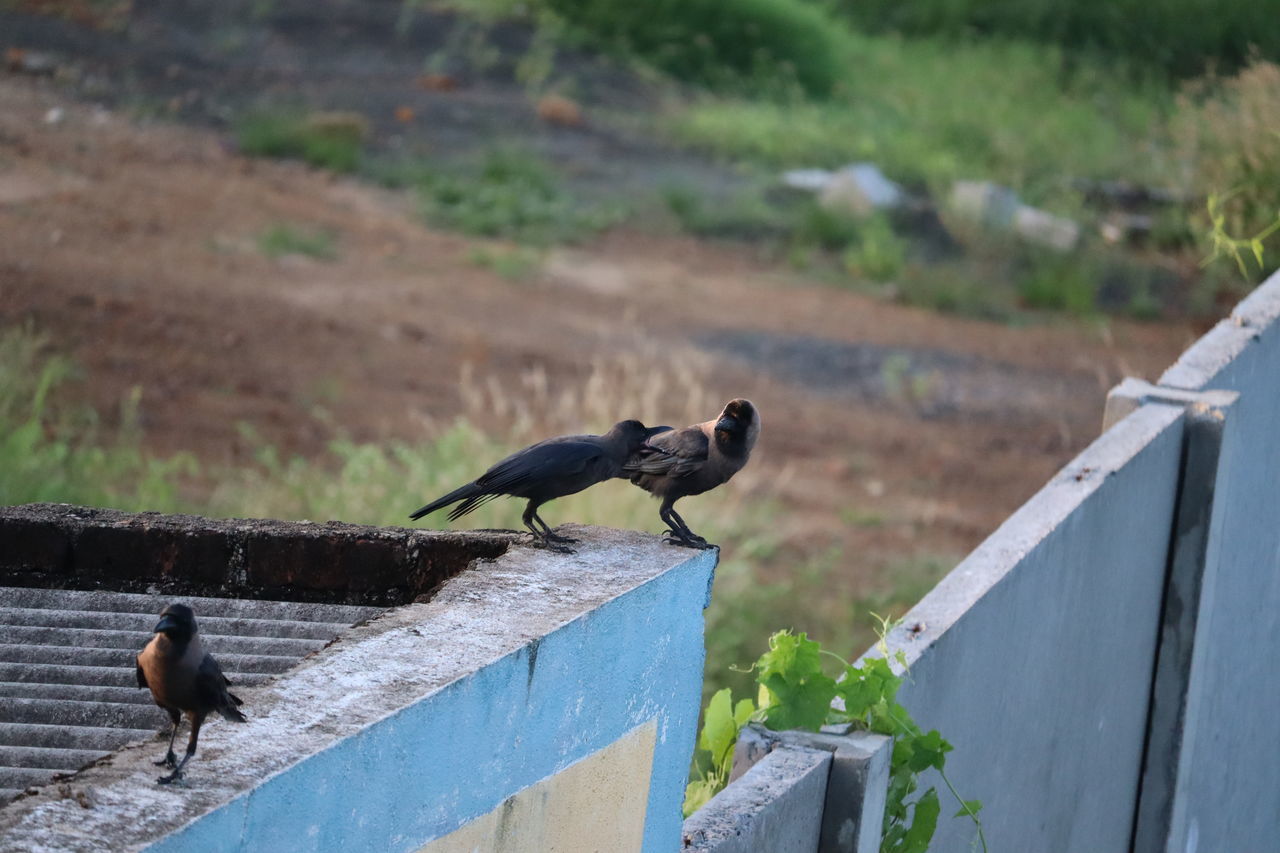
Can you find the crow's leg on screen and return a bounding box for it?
[154,708,180,768]
[158,713,204,784]
[533,511,577,544]
[523,502,573,553]
[659,502,712,549]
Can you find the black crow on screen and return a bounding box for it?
[624,398,761,548]
[136,603,246,784]
[409,419,671,548]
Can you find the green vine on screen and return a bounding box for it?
[685,624,986,853]
[1204,191,1280,279]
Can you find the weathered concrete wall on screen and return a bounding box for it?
[0,503,511,606]
[0,525,716,853]
[878,403,1187,851]
[1151,273,1280,853]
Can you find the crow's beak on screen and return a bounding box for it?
[153,614,179,634]
[715,416,737,433]
[646,425,673,440]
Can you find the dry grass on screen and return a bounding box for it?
[1174,60,1280,260]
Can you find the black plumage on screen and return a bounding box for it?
[625,398,761,548]
[135,603,246,784]
[409,419,670,548]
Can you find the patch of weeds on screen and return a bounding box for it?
[842,215,907,282]
[1017,252,1099,315]
[235,111,366,173]
[467,245,544,279]
[894,264,1018,321]
[257,224,338,260]
[420,149,622,245]
[0,325,196,511]
[662,186,788,242]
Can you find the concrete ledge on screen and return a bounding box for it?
[682,743,831,853]
[0,503,514,606]
[1160,268,1280,389]
[0,525,716,853]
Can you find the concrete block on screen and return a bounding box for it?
[727,725,892,853]
[683,744,832,853]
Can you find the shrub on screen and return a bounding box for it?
[829,0,1280,79]
[543,0,847,97]
[1174,60,1280,277]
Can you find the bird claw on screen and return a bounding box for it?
[544,531,578,544]
[153,752,177,768]
[156,769,184,785]
[662,533,715,549]
[531,538,575,554]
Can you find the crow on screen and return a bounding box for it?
[409,419,671,549]
[136,603,246,784]
[624,398,761,548]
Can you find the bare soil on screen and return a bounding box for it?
[0,61,1199,594]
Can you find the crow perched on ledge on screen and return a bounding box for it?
[136,603,246,784]
[409,419,671,549]
[625,399,761,549]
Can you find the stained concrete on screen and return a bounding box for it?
[0,503,513,606]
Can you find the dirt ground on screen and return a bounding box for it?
[0,67,1201,593]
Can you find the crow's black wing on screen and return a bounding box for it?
[194,654,242,717]
[624,427,708,478]
[473,439,603,492]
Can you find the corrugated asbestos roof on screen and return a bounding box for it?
[0,587,383,805]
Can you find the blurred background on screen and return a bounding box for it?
[1,0,1277,701]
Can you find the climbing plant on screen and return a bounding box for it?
[685,623,986,853]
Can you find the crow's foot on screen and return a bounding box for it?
[153,751,177,769]
[156,769,184,785]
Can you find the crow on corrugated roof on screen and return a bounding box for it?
[136,603,246,784]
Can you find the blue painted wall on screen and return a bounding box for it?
[146,547,717,853]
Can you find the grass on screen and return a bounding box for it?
[257,224,338,261]
[235,111,365,173]
[416,149,622,246]
[666,35,1171,210]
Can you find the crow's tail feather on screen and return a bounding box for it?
[409,482,483,520]
[447,490,503,522]
[220,692,248,723]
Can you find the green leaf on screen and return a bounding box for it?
[698,688,740,769]
[733,697,756,728]
[906,730,952,772]
[953,798,983,818]
[683,778,718,818]
[901,788,940,853]
[757,630,824,683]
[760,670,838,731]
